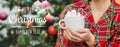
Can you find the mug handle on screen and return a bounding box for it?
[59,19,66,29]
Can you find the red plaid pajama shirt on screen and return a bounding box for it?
[55,0,120,47]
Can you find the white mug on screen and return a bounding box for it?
[59,14,85,31]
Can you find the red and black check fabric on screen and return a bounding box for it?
[56,0,120,47]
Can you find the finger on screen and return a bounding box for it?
[84,28,90,33]
[66,28,82,42]
[64,29,77,42]
[77,28,90,33]
[77,29,86,33]
[67,27,82,38]
[79,33,88,38]
[64,29,79,42]
[63,30,70,40]
[65,28,81,42]
[79,29,90,40]
[68,28,81,42]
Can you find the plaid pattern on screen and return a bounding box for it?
[55,0,120,47]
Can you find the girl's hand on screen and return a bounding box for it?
[63,27,95,47]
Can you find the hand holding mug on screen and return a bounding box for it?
[59,10,95,46]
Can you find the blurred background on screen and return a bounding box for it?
[0,0,79,47]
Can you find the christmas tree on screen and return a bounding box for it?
[0,0,75,47]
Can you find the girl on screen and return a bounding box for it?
[56,0,120,47]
